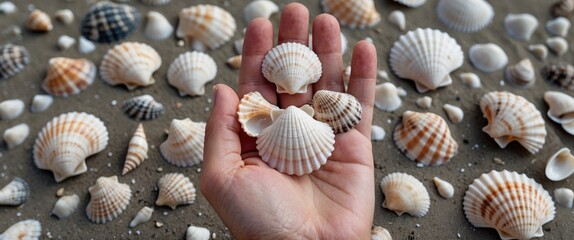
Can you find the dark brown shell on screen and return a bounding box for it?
[542,62,574,90]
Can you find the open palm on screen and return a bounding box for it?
[201,3,377,239]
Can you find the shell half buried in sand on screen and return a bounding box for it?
[320,0,381,29]
[176,4,236,51]
[100,42,161,90]
[167,51,217,97]
[237,91,279,137]
[160,119,206,167]
[0,219,41,239]
[436,0,494,33]
[156,173,196,209]
[0,177,29,206]
[312,90,362,134]
[86,176,132,224]
[380,172,430,217]
[42,57,96,97]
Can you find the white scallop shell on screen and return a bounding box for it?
[505,58,535,87]
[144,11,174,41]
[0,99,24,120]
[167,51,217,97]
[156,173,196,209]
[3,123,29,149]
[186,226,210,240]
[380,172,430,217]
[52,194,80,219]
[415,96,432,109]
[504,13,539,41]
[528,44,548,61]
[554,188,574,208]
[388,10,405,31]
[243,0,279,23]
[160,119,206,167]
[389,28,463,93]
[371,125,386,141]
[544,91,574,135]
[321,0,381,29]
[55,9,74,25]
[546,17,570,37]
[375,83,402,112]
[545,148,574,181]
[312,90,362,134]
[546,37,569,56]
[433,177,454,199]
[0,220,41,240]
[371,226,392,240]
[394,0,426,8]
[442,104,463,123]
[0,177,29,206]
[30,94,53,113]
[129,206,153,227]
[468,43,508,72]
[100,42,161,90]
[237,91,278,137]
[436,0,494,33]
[27,9,53,32]
[122,123,148,175]
[86,176,132,224]
[176,5,236,51]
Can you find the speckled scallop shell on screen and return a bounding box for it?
[122,95,165,121]
[262,42,322,94]
[122,123,148,175]
[256,105,335,175]
[167,51,217,97]
[312,90,362,134]
[436,0,494,33]
[237,91,279,137]
[33,112,108,182]
[100,42,161,90]
[141,0,171,6]
[380,172,430,217]
[393,111,458,166]
[0,44,29,81]
[27,9,53,32]
[0,220,41,239]
[544,91,574,135]
[504,13,539,41]
[389,28,464,93]
[545,148,574,181]
[42,57,96,97]
[86,176,131,224]
[176,5,237,51]
[156,173,196,209]
[542,62,574,90]
[52,194,80,219]
[321,0,381,29]
[463,170,555,240]
[81,2,141,43]
[480,91,547,154]
[160,119,206,167]
[0,177,29,206]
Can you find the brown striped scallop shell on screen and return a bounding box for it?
[312,90,362,134]
[27,9,53,32]
[86,176,132,224]
[155,173,196,209]
[42,58,96,97]
[122,123,148,175]
[160,119,205,167]
[321,0,381,29]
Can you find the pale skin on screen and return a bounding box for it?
[200,3,377,239]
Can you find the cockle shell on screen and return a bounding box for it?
[256,105,335,175]
[546,37,569,56]
[186,226,210,240]
[389,28,463,93]
[27,9,53,32]
[0,177,29,206]
[442,104,463,123]
[374,83,402,112]
[433,177,454,199]
[504,13,539,41]
[42,57,96,97]
[167,51,217,97]
[321,0,381,29]
[436,0,494,33]
[52,194,80,219]
[463,170,555,240]
[553,0,574,17]
[100,42,161,90]
[3,123,29,149]
[505,58,535,87]
[371,226,392,240]
[86,176,132,224]
[122,95,165,121]
[480,91,546,154]
[545,148,574,181]
[0,44,29,81]
[393,111,458,166]
[528,44,548,61]
[156,173,196,209]
[0,220,41,239]
[122,123,148,175]
[546,17,570,37]
[393,0,426,8]
[312,90,362,134]
[33,112,109,182]
[243,0,279,23]
[415,96,432,109]
[380,172,430,217]
[160,119,206,167]
[388,10,405,31]
[237,91,279,137]
[144,11,173,41]
[554,188,574,208]
[81,2,141,43]
[544,91,574,135]
[0,99,24,120]
[468,43,508,72]
[262,42,322,94]
[129,206,153,227]
[55,9,74,25]
[542,62,574,90]
[141,0,171,6]
[30,94,53,113]
[371,125,386,141]
[176,5,237,51]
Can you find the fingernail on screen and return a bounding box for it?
[212,85,219,105]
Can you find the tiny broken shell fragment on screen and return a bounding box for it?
[371,125,386,141]
[55,9,74,25]
[545,148,574,181]
[156,173,196,209]
[160,119,205,167]
[86,176,132,224]
[0,177,29,206]
[371,226,392,240]
[388,10,405,31]
[30,95,53,113]
[312,90,362,134]
[380,172,430,217]
[528,44,548,61]
[122,95,165,121]
[547,37,569,56]
[415,96,432,109]
[100,42,161,90]
[52,194,80,219]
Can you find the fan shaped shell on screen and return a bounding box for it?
[100,42,161,90]
[380,172,430,217]
[167,51,217,97]
[160,119,205,167]
[42,57,96,97]
[81,2,141,43]
[371,226,392,240]
[156,173,196,209]
[86,176,132,224]
[312,90,362,134]
[375,82,402,112]
[27,9,53,32]
[122,95,165,121]
[122,123,148,175]
[436,0,494,33]
[0,44,29,81]
[237,91,279,137]
[0,177,29,206]
[545,148,574,181]
[176,5,236,51]
[542,62,574,90]
[321,0,381,29]
[0,219,41,240]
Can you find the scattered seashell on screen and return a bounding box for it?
[554,188,574,208]
[371,226,392,240]
[546,17,570,37]
[262,42,322,94]
[463,170,555,240]
[160,119,206,167]
[129,206,153,227]
[176,5,237,51]
[544,91,574,135]
[167,51,217,97]
[243,0,279,23]
[257,106,335,175]
[374,83,402,112]
[0,44,29,81]
[468,43,508,72]
[380,172,430,217]
[0,99,24,120]
[396,87,407,97]
[100,42,161,90]
[321,0,381,29]
[442,104,463,123]
[378,70,389,81]
[388,10,405,31]
[86,176,132,224]
[30,94,53,113]
[389,28,463,93]
[553,0,574,17]
[312,90,362,134]
[237,91,279,137]
[122,123,148,175]
[234,38,244,54]
[226,55,242,69]
[0,177,29,206]
[55,9,74,25]
[480,91,547,154]
[433,177,454,199]
[415,96,432,109]
[144,11,174,41]
[393,0,426,8]
[52,194,79,219]
[27,9,53,32]
[542,62,574,90]
[0,220,41,239]
[394,111,458,166]
[141,0,171,6]
[186,226,210,240]
[546,37,569,56]
[3,123,29,149]
[33,112,109,182]
[57,35,76,50]
[503,13,538,41]
[545,148,574,181]
[527,44,548,61]
[42,57,96,97]
[0,1,16,14]
[371,125,386,141]
[122,95,165,121]
[505,58,535,87]
[56,188,64,198]
[81,2,141,43]
[78,36,96,54]
[436,0,494,33]
[156,173,196,209]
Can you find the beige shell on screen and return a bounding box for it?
[156,173,196,209]
[122,123,148,175]
[27,9,53,32]
[33,112,109,182]
[371,125,386,141]
[55,9,74,25]
[380,172,430,217]
[433,177,454,199]
[52,194,80,219]
[0,220,41,239]
[554,188,574,208]
[436,0,494,33]
[3,123,29,149]
[442,104,464,123]
[144,11,173,41]
[176,5,236,51]
[0,177,29,206]
[237,91,279,137]
[375,83,402,112]
[388,10,405,31]
[371,226,392,240]
[160,119,206,167]
[504,13,539,41]
[480,91,547,154]
[545,148,574,181]
[544,91,574,135]
[505,58,535,87]
[528,44,549,61]
[553,0,574,17]
[86,176,132,224]
[547,37,569,56]
[100,42,161,90]
[262,42,322,94]
[186,226,210,240]
[312,90,362,134]
[256,105,335,175]
[167,51,217,97]
[463,170,555,240]
[226,55,242,69]
[459,72,481,88]
[0,99,25,120]
[321,0,381,29]
[42,57,97,97]
[129,206,153,227]
[415,96,432,109]
[393,111,458,166]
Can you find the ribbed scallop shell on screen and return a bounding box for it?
[256,105,335,175]
[312,90,362,134]
[42,57,96,97]
[141,0,171,6]
[52,194,80,219]
[81,2,141,43]
[144,11,173,41]
[176,5,236,51]
[262,42,322,94]
[321,0,381,29]
[0,44,29,81]
[389,28,463,93]
[542,62,574,90]
[380,172,430,217]
[33,112,109,182]
[100,42,161,90]
[122,95,165,121]
[545,148,574,181]
[463,170,555,240]
[167,51,217,97]
[436,0,494,33]
[86,176,132,224]
[371,226,392,240]
[156,173,196,209]
[393,111,458,166]
[0,177,29,206]
[160,119,205,167]
[237,91,279,137]
[122,123,148,175]
[27,9,53,32]
[0,220,41,239]
[480,91,547,154]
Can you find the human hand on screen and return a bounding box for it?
[201,3,377,239]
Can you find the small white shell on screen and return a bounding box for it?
[129,206,153,227]
[371,226,392,240]
[167,51,217,97]
[503,13,539,41]
[343,66,351,86]
[144,11,173,41]
[0,2,16,14]
[156,173,196,209]
[505,58,535,87]
[237,91,279,137]
[554,188,574,208]
[42,57,97,97]
[545,148,574,181]
[312,90,362,134]
[371,125,386,141]
[442,104,463,123]
[176,5,237,51]
[226,55,242,69]
[3,123,29,149]
[243,0,279,23]
[0,99,24,120]
[160,119,206,167]
[388,10,405,31]
[52,194,80,219]
[122,123,148,175]
[393,0,426,8]
[546,17,570,37]
[57,35,76,50]
[544,91,574,135]
[380,172,430,217]
[86,176,132,224]
[375,83,401,112]
[78,36,96,54]
[528,44,548,61]
[415,96,432,109]
[546,37,569,56]
[436,0,494,33]
[468,43,508,72]
[27,9,53,32]
[234,38,244,54]
[433,177,454,199]
[55,9,74,25]
[378,70,389,81]
[100,42,162,90]
[0,220,41,239]
[186,226,210,240]
[0,177,29,206]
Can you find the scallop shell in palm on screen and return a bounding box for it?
[122,123,148,175]
[0,44,29,81]
[380,172,430,217]
[167,51,217,97]
[542,62,574,90]
[0,177,29,206]
[160,119,205,167]
[436,0,494,33]
[312,90,362,134]
[237,91,279,137]
[86,176,132,224]
[0,219,41,239]
[27,9,53,32]
[122,95,165,121]
[320,0,381,29]
[176,5,236,51]
[81,2,141,43]
[42,57,96,97]
[100,42,161,90]
[156,173,196,209]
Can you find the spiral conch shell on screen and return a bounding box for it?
[320,0,381,29]
[42,57,97,97]
[160,119,206,167]
[122,123,148,175]
[380,172,430,217]
[100,42,161,90]
[156,173,196,209]
[237,91,279,137]
[312,90,362,134]
[167,51,217,97]
[86,176,132,224]
[176,5,236,51]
